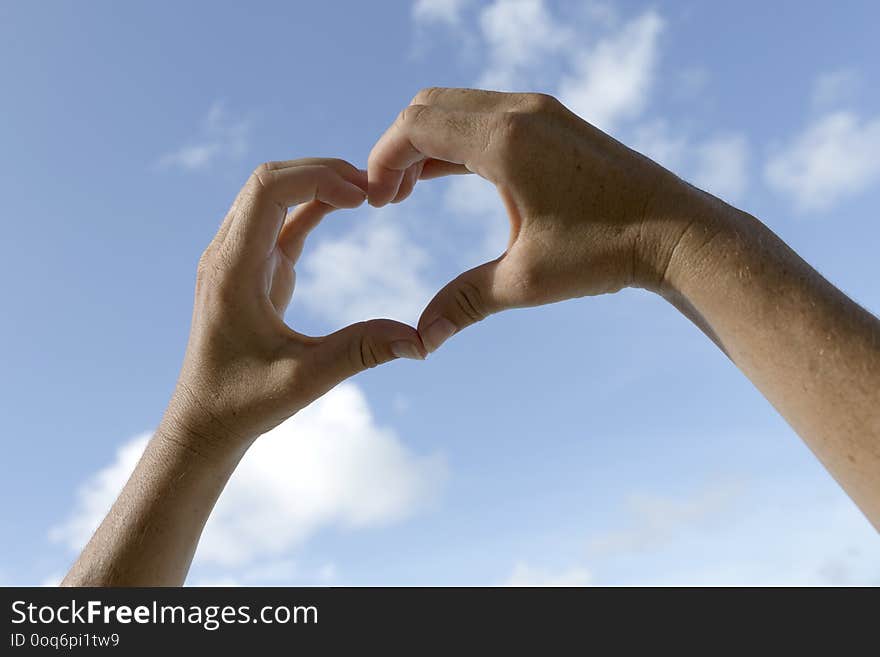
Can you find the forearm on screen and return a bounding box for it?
[661,190,880,528]
[61,419,245,586]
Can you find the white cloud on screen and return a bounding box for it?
[764,111,880,212]
[811,68,861,109]
[413,0,471,25]
[158,101,250,172]
[51,384,446,573]
[477,0,571,89]
[587,482,741,558]
[473,1,664,133]
[427,2,671,258]
[416,2,747,259]
[295,210,434,326]
[198,383,446,566]
[691,133,749,202]
[505,562,591,586]
[557,10,663,132]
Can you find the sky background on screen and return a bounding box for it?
[1,0,878,586]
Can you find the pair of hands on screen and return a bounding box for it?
[65,87,880,587]
[164,88,700,456]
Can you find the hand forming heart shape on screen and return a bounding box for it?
[165,87,696,455]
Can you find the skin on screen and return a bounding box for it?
[64,88,879,586]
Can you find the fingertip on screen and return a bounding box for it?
[391,162,421,204]
[390,340,426,361]
[366,152,406,206]
[367,178,400,207]
[337,180,369,209]
[350,167,369,194]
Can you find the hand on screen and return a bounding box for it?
[367,87,701,351]
[164,158,426,457]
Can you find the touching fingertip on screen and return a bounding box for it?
[420,317,457,353]
[390,340,426,361]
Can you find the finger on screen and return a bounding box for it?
[211,158,365,256]
[417,259,515,353]
[367,104,496,207]
[412,87,543,113]
[419,159,470,179]
[391,160,425,204]
[268,255,296,315]
[306,319,426,388]
[257,157,368,190]
[226,163,366,267]
[277,200,335,264]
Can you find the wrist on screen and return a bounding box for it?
[632,177,743,297]
[159,383,257,466]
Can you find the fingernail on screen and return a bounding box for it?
[390,341,425,361]
[421,317,457,353]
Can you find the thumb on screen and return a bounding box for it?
[308,319,426,387]
[418,259,509,353]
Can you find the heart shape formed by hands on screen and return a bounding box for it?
[280,88,679,363]
[181,87,683,444]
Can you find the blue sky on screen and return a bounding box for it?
[1,0,878,586]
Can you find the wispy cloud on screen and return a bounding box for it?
[504,562,592,586]
[413,0,472,26]
[157,101,251,172]
[500,477,879,586]
[765,110,880,213]
[412,1,750,240]
[811,68,861,110]
[477,0,572,90]
[50,384,446,576]
[586,482,741,558]
[557,10,663,133]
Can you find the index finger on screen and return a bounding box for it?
[224,160,367,267]
[367,104,497,207]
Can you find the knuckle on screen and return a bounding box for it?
[526,92,562,113]
[349,324,383,371]
[399,103,429,127]
[453,282,488,324]
[196,248,213,282]
[250,162,274,190]
[412,86,443,106]
[321,157,348,171]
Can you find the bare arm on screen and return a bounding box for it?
[367,87,880,529]
[63,159,425,586]
[662,193,880,527]
[62,424,243,586]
